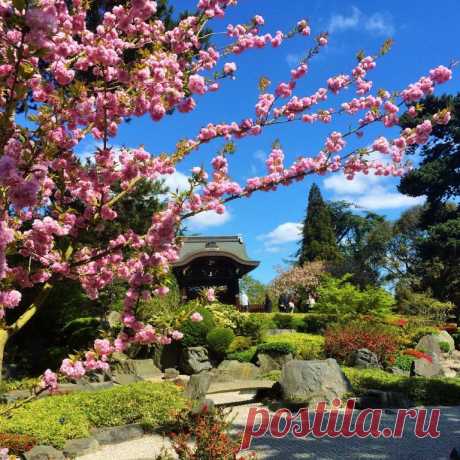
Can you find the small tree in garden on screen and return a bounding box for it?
[0,0,454,391]
[270,261,325,304]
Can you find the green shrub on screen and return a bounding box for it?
[394,354,415,372]
[227,336,252,353]
[273,313,294,329]
[206,327,235,355]
[257,342,296,355]
[0,382,186,448]
[452,332,460,350]
[180,306,216,347]
[234,315,266,343]
[406,326,439,347]
[227,346,257,363]
[300,313,338,333]
[260,370,282,381]
[314,274,395,317]
[262,332,324,360]
[343,367,460,406]
[439,341,451,353]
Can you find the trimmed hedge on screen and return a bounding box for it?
[0,382,186,448]
[227,346,257,363]
[262,332,324,360]
[343,367,460,406]
[257,342,296,356]
[206,327,235,355]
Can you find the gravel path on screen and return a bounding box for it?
[77,404,460,460]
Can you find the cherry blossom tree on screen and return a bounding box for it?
[0,0,454,389]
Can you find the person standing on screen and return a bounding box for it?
[240,291,249,312]
[264,293,273,313]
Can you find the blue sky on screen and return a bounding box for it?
[79,0,459,283]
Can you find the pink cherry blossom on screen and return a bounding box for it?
[191,312,204,322]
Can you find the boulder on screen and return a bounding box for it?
[63,437,100,458]
[92,424,144,445]
[164,368,180,380]
[266,329,297,336]
[212,360,261,382]
[152,342,182,370]
[112,358,161,383]
[257,353,293,374]
[24,446,65,460]
[180,347,212,374]
[279,359,352,406]
[416,334,445,357]
[411,355,443,377]
[349,348,381,369]
[185,372,212,400]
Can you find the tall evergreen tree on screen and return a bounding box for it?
[298,184,340,265]
[398,94,460,309]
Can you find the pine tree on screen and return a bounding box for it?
[298,184,340,265]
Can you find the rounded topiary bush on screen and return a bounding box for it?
[180,307,216,347]
[257,341,296,356]
[206,327,235,355]
[228,335,252,353]
[273,313,294,329]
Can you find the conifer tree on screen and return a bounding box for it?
[298,184,340,265]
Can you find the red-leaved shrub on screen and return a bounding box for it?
[403,348,433,363]
[324,321,400,366]
[0,433,37,455]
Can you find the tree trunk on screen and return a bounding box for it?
[0,329,9,382]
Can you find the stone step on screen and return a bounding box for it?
[207,379,275,395]
[208,390,258,406]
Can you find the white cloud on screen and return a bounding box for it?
[324,173,382,195]
[328,6,361,33]
[324,173,425,211]
[186,209,231,230]
[365,12,395,36]
[349,189,425,210]
[258,222,302,252]
[162,170,190,194]
[328,6,394,36]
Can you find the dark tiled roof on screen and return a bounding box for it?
[173,235,259,268]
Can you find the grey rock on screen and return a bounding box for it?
[112,358,161,383]
[411,355,443,377]
[279,359,352,406]
[213,360,261,382]
[164,368,180,380]
[185,372,212,400]
[349,348,381,369]
[92,424,144,445]
[416,334,443,356]
[257,353,293,374]
[63,437,100,458]
[389,366,410,377]
[266,329,297,336]
[24,446,65,460]
[180,347,212,374]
